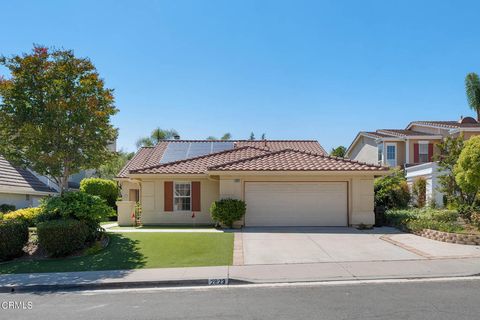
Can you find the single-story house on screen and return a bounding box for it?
[0,156,57,209]
[116,140,388,227]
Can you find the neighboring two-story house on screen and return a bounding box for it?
[345,116,480,206]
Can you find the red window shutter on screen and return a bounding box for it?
[191,181,201,212]
[413,143,419,163]
[428,143,434,162]
[164,181,173,212]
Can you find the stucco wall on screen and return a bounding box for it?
[409,124,447,136]
[139,177,219,225]
[0,192,43,209]
[348,136,378,165]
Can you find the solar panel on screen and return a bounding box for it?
[159,142,235,164]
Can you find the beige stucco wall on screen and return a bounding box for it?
[0,192,43,209]
[119,180,140,200]
[348,136,378,165]
[407,139,440,164]
[219,174,376,226]
[409,124,448,136]
[138,177,219,225]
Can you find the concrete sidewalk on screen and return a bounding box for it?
[1,257,479,292]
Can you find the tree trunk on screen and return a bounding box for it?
[477,109,480,122]
[60,165,70,194]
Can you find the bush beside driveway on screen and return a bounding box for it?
[0,232,234,274]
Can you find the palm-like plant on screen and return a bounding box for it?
[465,73,480,121]
[136,128,180,148]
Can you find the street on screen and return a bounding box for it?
[1,278,480,320]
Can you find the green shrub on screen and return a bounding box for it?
[80,178,119,208]
[374,169,411,209]
[405,219,463,233]
[0,219,28,261]
[385,208,462,233]
[3,207,41,227]
[38,191,114,240]
[471,211,480,229]
[210,198,246,228]
[37,219,90,257]
[0,204,16,213]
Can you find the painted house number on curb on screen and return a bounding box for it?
[208,278,228,285]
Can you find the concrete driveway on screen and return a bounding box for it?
[238,227,480,265]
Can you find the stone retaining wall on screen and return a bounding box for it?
[413,229,480,245]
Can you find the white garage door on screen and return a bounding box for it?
[245,182,348,227]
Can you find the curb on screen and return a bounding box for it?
[0,278,251,293]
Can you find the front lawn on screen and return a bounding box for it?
[0,232,234,274]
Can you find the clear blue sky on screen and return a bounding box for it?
[2,1,480,152]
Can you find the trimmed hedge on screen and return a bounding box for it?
[38,191,114,241]
[0,204,16,213]
[0,219,29,261]
[37,219,90,257]
[3,207,41,227]
[80,178,119,208]
[210,198,246,228]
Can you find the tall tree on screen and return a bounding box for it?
[136,128,179,148]
[221,133,231,140]
[249,132,255,140]
[434,134,465,205]
[330,146,347,158]
[261,133,266,140]
[455,136,480,205]
[0,46,118,193]
[465,72,480,121]
[96,150,135,180]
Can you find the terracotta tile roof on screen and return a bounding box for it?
[208,149,388,172]
[0,156,57,193]
[117,140,326,177]
[234,140,327,155]
[376,129,440,138]
[117,147,155,178]
[362,131,391,139]
[131,146,270,174]
[408,120,480,129]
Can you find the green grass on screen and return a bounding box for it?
[0,232,234,274]
[110,225,215,230]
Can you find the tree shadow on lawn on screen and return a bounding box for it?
[0,233,146,275]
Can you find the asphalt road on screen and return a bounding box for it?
[1,279,480,320]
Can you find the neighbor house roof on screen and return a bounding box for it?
[0,156,57,194]
[376,129,441,138]
[208,149,387,172]
[406,119,480,130]
[117,140,327,178]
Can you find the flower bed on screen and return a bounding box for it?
[385,208,480,245]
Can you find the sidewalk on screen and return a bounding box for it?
[1,257,479,292]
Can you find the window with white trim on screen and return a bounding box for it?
[386,144,396,167]
[419,142,429,163]
[377,143,384,164]
[174,182,191,211]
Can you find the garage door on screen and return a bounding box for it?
[245,182,348,227]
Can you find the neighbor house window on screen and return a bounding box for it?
[377,143,384,164]
[174,182,191,211]
[419,142,429,163]
[386,144,396,167]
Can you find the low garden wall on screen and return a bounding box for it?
[413,229,480,246]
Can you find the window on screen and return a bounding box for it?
[386,144,396,167]
[419,143,429,163]
[377,143,384,164]
[174,182,191,211]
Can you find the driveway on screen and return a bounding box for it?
[239,227,480,265]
